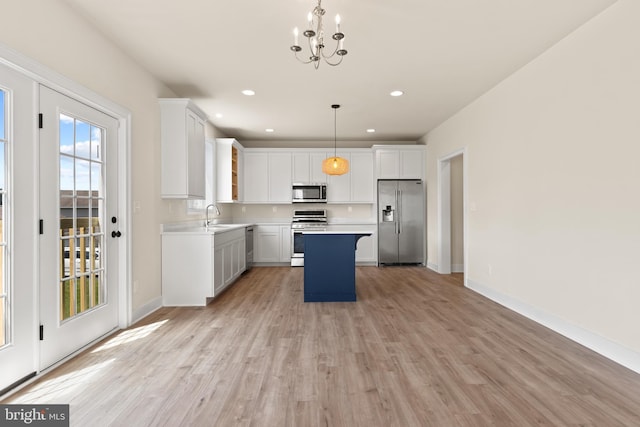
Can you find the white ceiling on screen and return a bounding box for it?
[61,0,616,145]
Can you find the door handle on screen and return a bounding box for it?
[397,189,402,234]
[111,231,122,238]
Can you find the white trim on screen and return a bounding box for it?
[426,261,439,272]
[436,148,467,280]
[0,42,132,333]
[437,159,451,274]
[131,296,163,325]
[467,279,640,374]
[451,264,464,273]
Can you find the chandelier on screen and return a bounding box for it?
[322,105,349,175]
[290,0,348,69]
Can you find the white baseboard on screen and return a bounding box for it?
[467,279,640,375]
[426,261,438,272]
[451,264,464,273]
[131,296,163,325]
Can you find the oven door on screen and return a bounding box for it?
[291,229,305,267]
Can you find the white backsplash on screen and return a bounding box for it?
[231,203,375,224]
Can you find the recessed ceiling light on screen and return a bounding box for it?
[390,90,404,97]
[366,129,376,133]
[215,113,223,119]
[265,128,275,133]
[242,89,255,96]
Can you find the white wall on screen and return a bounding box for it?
[0,0,208,314]
[426,0,640,368]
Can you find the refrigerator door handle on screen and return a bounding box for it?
[397,189,402,234]
[395,189,400,234]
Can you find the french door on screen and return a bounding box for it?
[39,86,119,370]
[0,62,37,392]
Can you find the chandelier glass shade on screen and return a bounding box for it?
[290,0,347,69]
[322,104,349,176]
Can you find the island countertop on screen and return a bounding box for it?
[302,225,374,234]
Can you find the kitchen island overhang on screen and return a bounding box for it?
[302,230,373,302]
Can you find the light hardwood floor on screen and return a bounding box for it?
[4,266,640,426]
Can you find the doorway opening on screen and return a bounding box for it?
[437,149,466,285]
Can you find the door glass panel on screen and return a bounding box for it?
[0,89,8,347]
[58,113,106,321]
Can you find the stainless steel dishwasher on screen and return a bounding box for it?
[245,226,253,271]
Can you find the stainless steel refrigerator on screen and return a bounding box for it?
[377,179,424,265]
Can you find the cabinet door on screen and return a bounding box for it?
[269,152,292,202]
[280,226,292,262]
[243,152,269,202]
[355,230,377,263]
[255,227,280,262]
[376,150,399,179]
[292,152,310,183]
[223,243,233,285]
[400,150,424,179]
[160,100,206,199]
[213,245,224,293]
[238,237,246,273]
[186,109,206,198]
[326,151,350,202]
[350,151,374,203]
[310,152,328,183]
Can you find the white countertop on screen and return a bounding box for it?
[302,225,374,235]
[161,223,253,235]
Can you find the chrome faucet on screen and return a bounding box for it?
[205,203,221,226]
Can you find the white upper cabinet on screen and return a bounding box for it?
[292,152,309,183]
[326,149,374,204]
[243,149,292,203]
[373,145,426,180]
[243,151,269,202]
[350,151,374,203]
[159,98,206,199]
[326,150,351,203]
[292,150,327,183]
[216,138,243,203]
[269,152,293,202]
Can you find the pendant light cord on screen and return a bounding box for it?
[332,104,340,158]
[334,106,337,158]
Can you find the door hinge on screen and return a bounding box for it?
[39,325,44,341]
[38,113,43,129]
[39,219,43,235]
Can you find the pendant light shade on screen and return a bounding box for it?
[323,104,349,176]
[322,156,349,175]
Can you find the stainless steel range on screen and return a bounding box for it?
[291,209,327,266]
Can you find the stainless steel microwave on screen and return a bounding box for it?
[292,183,327,203]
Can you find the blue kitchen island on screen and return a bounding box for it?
[303,230,372,302]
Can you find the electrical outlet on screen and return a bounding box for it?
[272,206,277,212]
[347,206,352,212]
[241,206,246,213]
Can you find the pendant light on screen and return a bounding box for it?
[322,104,349,175]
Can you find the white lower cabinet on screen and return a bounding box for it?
[355,229,377,264]
[254,224,291,264]
[162,228,246,306]
[280,225,291,262]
